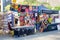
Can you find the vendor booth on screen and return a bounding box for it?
[0,0,60,37]
[41,10,59,32]
[3,2,59,37]
[9,3,36,37]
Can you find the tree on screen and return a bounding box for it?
[40,2,52,9]
[54,6,60,10]
[20,0,52,9]
[23,0,40,6]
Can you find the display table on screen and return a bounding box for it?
[12,25,35,37]
[43,23,59,32]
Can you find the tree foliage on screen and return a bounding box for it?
[40,2,52,9]
[23,0,40,5]
[54,6,60,10]
[20,0,52,9]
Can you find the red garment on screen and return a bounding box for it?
[32,18,35,20]
[18,7,21,12]
[20,16,24,22]
[18,5,22,12]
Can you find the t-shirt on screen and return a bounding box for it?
[48,17,52,23]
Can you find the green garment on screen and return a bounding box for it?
[48,17,52,24]
[18,13,20,16]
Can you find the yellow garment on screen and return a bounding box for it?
[48,17,52,23]
[12,0,16,3]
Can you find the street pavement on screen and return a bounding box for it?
[0,30,60,40]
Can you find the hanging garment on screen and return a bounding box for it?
[15,4,18,10]
[12,0,16,3]
[18,7,21,12]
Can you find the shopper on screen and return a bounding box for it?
[40,21,46,32]
[35,17,41,31]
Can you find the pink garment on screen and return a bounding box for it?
[25,8,29,13]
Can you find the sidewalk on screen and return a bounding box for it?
[0,30,60,40]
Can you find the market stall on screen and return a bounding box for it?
[5,3,59,37]
[8,5,36,37]
[41,10,59,32]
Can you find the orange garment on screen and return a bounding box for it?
[15,4,18,10]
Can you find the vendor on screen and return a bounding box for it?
[35,16,41,31]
